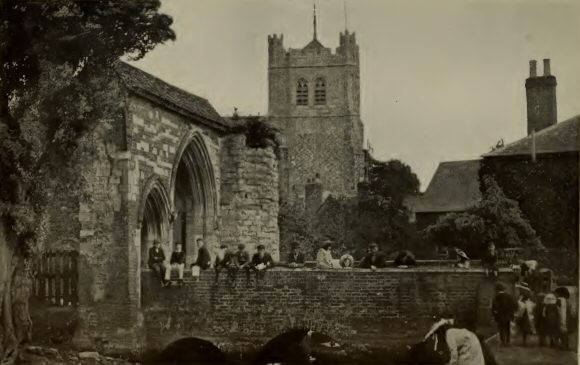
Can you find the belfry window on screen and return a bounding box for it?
[296,78,309,105]
[314,77,326,105]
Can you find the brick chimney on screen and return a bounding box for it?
[525,59,557,135]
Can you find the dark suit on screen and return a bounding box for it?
[195,246,212,270]
[288,251,305,265]
[492,291,518,344]
[251,252,273,280]
[359,252,386,268]
[170,251,186,265]
[148,246,166,281]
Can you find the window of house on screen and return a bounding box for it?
[314,77,326,105]
[296,79,309,105]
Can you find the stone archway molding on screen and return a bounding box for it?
[137,174,172,225]
[169,130,218,226]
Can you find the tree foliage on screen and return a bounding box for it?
[227,116,281,155]
[279,158,422,259]
[367,158,420,205]
[0,1,174,362]
[424,176,542,258]
[0,0,175,252]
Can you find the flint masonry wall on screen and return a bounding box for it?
[219,135,280,260]
[141,268,516,352]
[36,84,281,353]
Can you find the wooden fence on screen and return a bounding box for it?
[32,250,78,306]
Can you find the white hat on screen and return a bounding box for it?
[543,293,557,305]
[455,248,469,260]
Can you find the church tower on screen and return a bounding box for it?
[268,6,365,203]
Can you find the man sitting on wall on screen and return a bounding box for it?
[227,243,251,284]
[359,242,386,270]
[148,240,166,285]
[250,244,274,281]
[164,243,186,287]
[214,243,234,282]
[287,242,305,268]
[193,238,212,270]
[393,250,417,268]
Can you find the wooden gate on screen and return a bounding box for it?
[32,250,78,306]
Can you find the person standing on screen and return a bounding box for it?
[540,293,561,347]
[491,283,518,346]
[359,242,386,269]
[287,242,305,268]
[556,292,570,350]
[316,241,334,269]
[515,289,534,346]
[164,243,186,286]
[148,240,166,285]
[193,238,212,270]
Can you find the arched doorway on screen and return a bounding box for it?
[139,180,171,268]
[170,132,217,265]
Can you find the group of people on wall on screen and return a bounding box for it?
[147,238,275,287]
[146,238,421,287]
[309,240,417,269]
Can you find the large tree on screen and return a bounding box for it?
[424,176,542,258]
[299,158,421,258]
[0,1,174,362]
[367,158,420,204]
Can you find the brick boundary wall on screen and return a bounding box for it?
[140,267,516,353]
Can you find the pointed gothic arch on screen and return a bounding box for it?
[138,176,172,268]
[169,130,218,263]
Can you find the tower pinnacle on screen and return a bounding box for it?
[313,2,317,40]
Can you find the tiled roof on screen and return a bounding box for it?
[413,160,481,213]
[483,115,580,157]
[115,62,229,131]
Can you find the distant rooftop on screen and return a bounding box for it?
[483,115,580,158]
[115,62,229,131]
[413,160,481,213]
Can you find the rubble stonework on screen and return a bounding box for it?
[33,63,281,352]
[219,134,280,260]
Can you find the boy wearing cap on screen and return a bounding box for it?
[359,242,386,269]
[287,242,305,268]
[250,244,274,280]
[148,240,167,285]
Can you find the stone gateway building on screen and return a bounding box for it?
[268,24,366,203]
[38,61,280,350]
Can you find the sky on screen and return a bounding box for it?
[133,0,580,190]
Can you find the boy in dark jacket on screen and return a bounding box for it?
[148,240,166,285]
[359,243,386,269]
[250,244,274,280]
[194,238,212,270]
[287,242,305,268]
[492,283,518,346]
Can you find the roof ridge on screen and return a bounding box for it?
[483,114,580,157]
[116,61,211,103]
